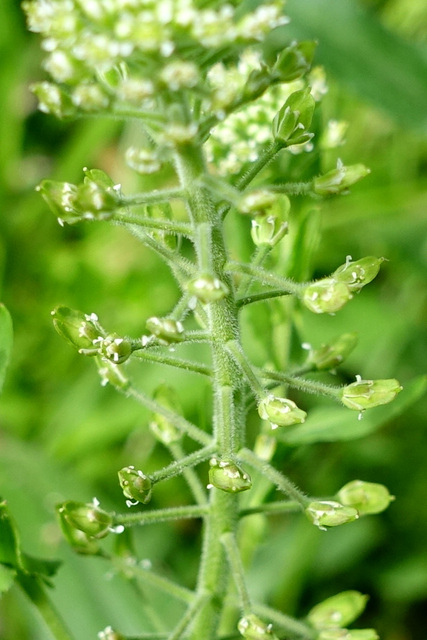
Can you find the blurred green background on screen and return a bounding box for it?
[0,0,426,638]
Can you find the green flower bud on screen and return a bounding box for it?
[208,458,252,493]
[237,614,279,640]
[307,332,358,370]
[51,306,104,352]
[37,180,80,225]
[273,40,316,82]
[125,146,161,174]
[149,385,183,445]
[57,500,112,540]
[98,334,132,364]
[337,480,395,515]
[302,279,352,314]
[186,274,229,304]
[118,466,152,506]
[333,257,384,292]
[307,591,368,629]
[57,511,101,555]
[305,501,359,530]
[31,82,75,119]
[250,192,289,248]
[272,88,315,146]
[258,395,307,429]
[239,190,278,216]
[313,160,370,196]
[96,356,130,390]
[243,67,272,101]
[146,317,184,345]
[340,377,402,411]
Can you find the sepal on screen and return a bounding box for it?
[337,480,394,515]
[118,466,152,506]
[305,500,359,530]
[307,590,368,629]
[340,378,402,411]
[208,458,252,493]
[258,395,307,429]
[237,613,279,639]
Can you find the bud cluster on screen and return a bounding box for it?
[302,256,384,314]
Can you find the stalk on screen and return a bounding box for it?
[173,141,244,639]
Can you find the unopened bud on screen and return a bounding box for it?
[251,215,288,247]
[98,334,132,364]
[302,279,352,314]
[258,395,307,429]
[272,88,315,146]
[57,500,112,540]
[37,180,80,225]
[146,317,184,345]
[340,377,402,411]
[150,385,183,445]
[305,500,359,530]
[31,81,75,119]
[337,480,394,515]
[208,458,252,493]
[273,41,316,82]
[333,256,384,292]
[98,626,124,640]
[313,160,370,196]
[308,332,358,370]
[186,274,229,304]
[237,614,279,639]
[307,591,368,629]
[96,356,130,390]
[51,306,103,351]
[118,466,152,505]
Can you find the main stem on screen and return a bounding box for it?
[174,142,243,640]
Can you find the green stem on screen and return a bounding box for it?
[168,441,208,505]
[112,556,196,604]
[226,260,304,294]
[240,501,301,517]
[16,573,74,640]
[132,350,212,377]
[238,448,309,508]
[225,340,265,398]
[121,188,184,206]
[150,444,216,484]
[114,504,209,527]
[221,532,252,615]
[253,603,316,639]
[269,181,313,196]
[114,212,193,238]
[236,289,292,308]
[237,245,272,298]
[260,370,342,400]
[126,384,212,446]
[167,592,211,640]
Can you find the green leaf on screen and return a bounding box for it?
[0,499,22,569]
[0,304,12,396]
[273,0,427,131]
[281,375,427,445]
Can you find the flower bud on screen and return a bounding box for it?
[340,378,402,411]
[98,334,132,364]
[146,317,184,345]
[273,41,316,82]
[118,466,152,505]
[302,279,352,314]
[307,591,368,629]
[208,458,252,493]
[186,274,229,304]
[239,190,278,216]
[337,480,394,515]
[308,332,358,370]
[237,614,279,640]
[57,500,112,540]
[313,160,370,196]
[272,88,315,146]
[333,257,384,292]
[258,395,307,429]
[31,82,76,119]
[37,180,80,225]
[125,146,161,174]
[305,501,359,530]
[51,306,103,352]
[149,385,183,445]
[251,215,288,248]
[96,356,130,390]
